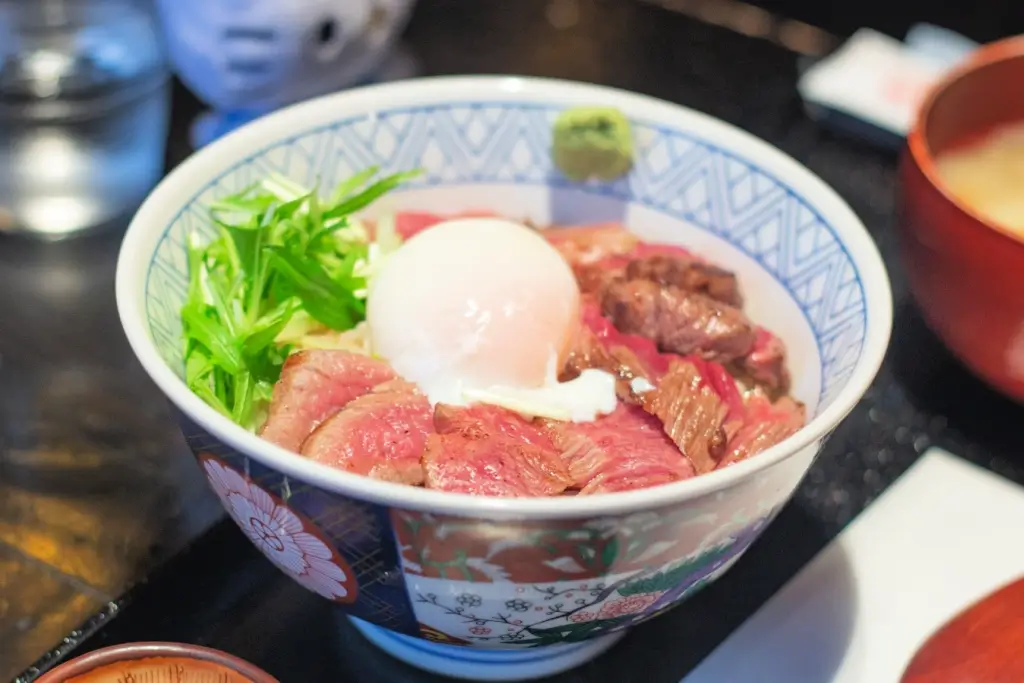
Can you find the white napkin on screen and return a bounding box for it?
[682,448,1024,683]
[797,28,947,136]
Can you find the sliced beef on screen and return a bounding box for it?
[367,211,501,242]
[718,395,806,468]
[688,356,746,421]
[625,254,742,306]
[562,325,619,384]
[394,212,447,241]
[423,404,572,497]
[546,225,702,268]
[565,302,751,419]
[559,310,785,477]
[300,380,432,485]
[739,327,790,391]
[259,350,396,452]
[433,403,557,448]
[544,224,640,266]
[630,242,696,260]
[602,279,756,363]
[542,403,694,494]
[562,301,671,402]
[638,361,729,474]
[579,300,671,376]
[558,235,705,298]
[565,330,661,404]
[573,257,628,296]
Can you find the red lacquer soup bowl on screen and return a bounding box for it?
[900,36,1024,401]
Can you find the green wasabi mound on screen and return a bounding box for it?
[552,106,635,182]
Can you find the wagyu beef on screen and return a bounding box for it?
[565,331,658,403]
[260,351,396,451]
[300,380,432,485]
[578,300,671,377]
[562,299,671,393]
[601,279,756,363]
[542,403,694,494]
[718,395,805,468]
[423,404,572,497]
[740,327,790,391]
[625,254,742,306]
[563,321,660,403]
[573,259,628,296]
[394,212,447,241]
[392,210,498,241]
[544,224,640,266]
[638,361,729,474]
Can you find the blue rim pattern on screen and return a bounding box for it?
[144,101,867,418]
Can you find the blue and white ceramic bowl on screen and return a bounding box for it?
[116,76,891,681]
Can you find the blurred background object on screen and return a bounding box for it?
[796,26,978,150]
[0,0,170,240]
[156,0,418,148]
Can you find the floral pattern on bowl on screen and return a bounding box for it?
[400,512,771,646]
[201,454,358,603]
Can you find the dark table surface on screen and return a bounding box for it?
[4,1,1024,681]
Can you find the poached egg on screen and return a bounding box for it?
[366,217,617,422]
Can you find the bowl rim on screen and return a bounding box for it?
[907,34,1024,247]
[35,642,278,682]
[116,75,892,519]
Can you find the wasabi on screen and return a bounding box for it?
[552,106,635,181]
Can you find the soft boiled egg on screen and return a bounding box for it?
[366,217,617,422]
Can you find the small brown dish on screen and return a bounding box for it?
[35,642,279,683]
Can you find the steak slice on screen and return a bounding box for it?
[544,224,640,266]
[542,403,694,494]
[739,327,790,391]
[573,257,629,296]
[259,350,396,452]
[639,361,729,474]
[367,211,500,242]
[394,212,447,241]
[560,236,703,298]
[718,395,806,468]
[564,329,660,404]
[423,404,572,497]
[300,380,432,485]
[688,356,746,421]
[630,242,696,260]
[602,279,756,363]
[564,301,749,418]
[625,254,742,306]
[579,299,671,376]
[562,301,670,401]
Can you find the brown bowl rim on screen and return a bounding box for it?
[34,642,279,683]
[907,34,1024,246]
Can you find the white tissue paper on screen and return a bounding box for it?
[682,448,1024,683]
[797,28,974,137]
